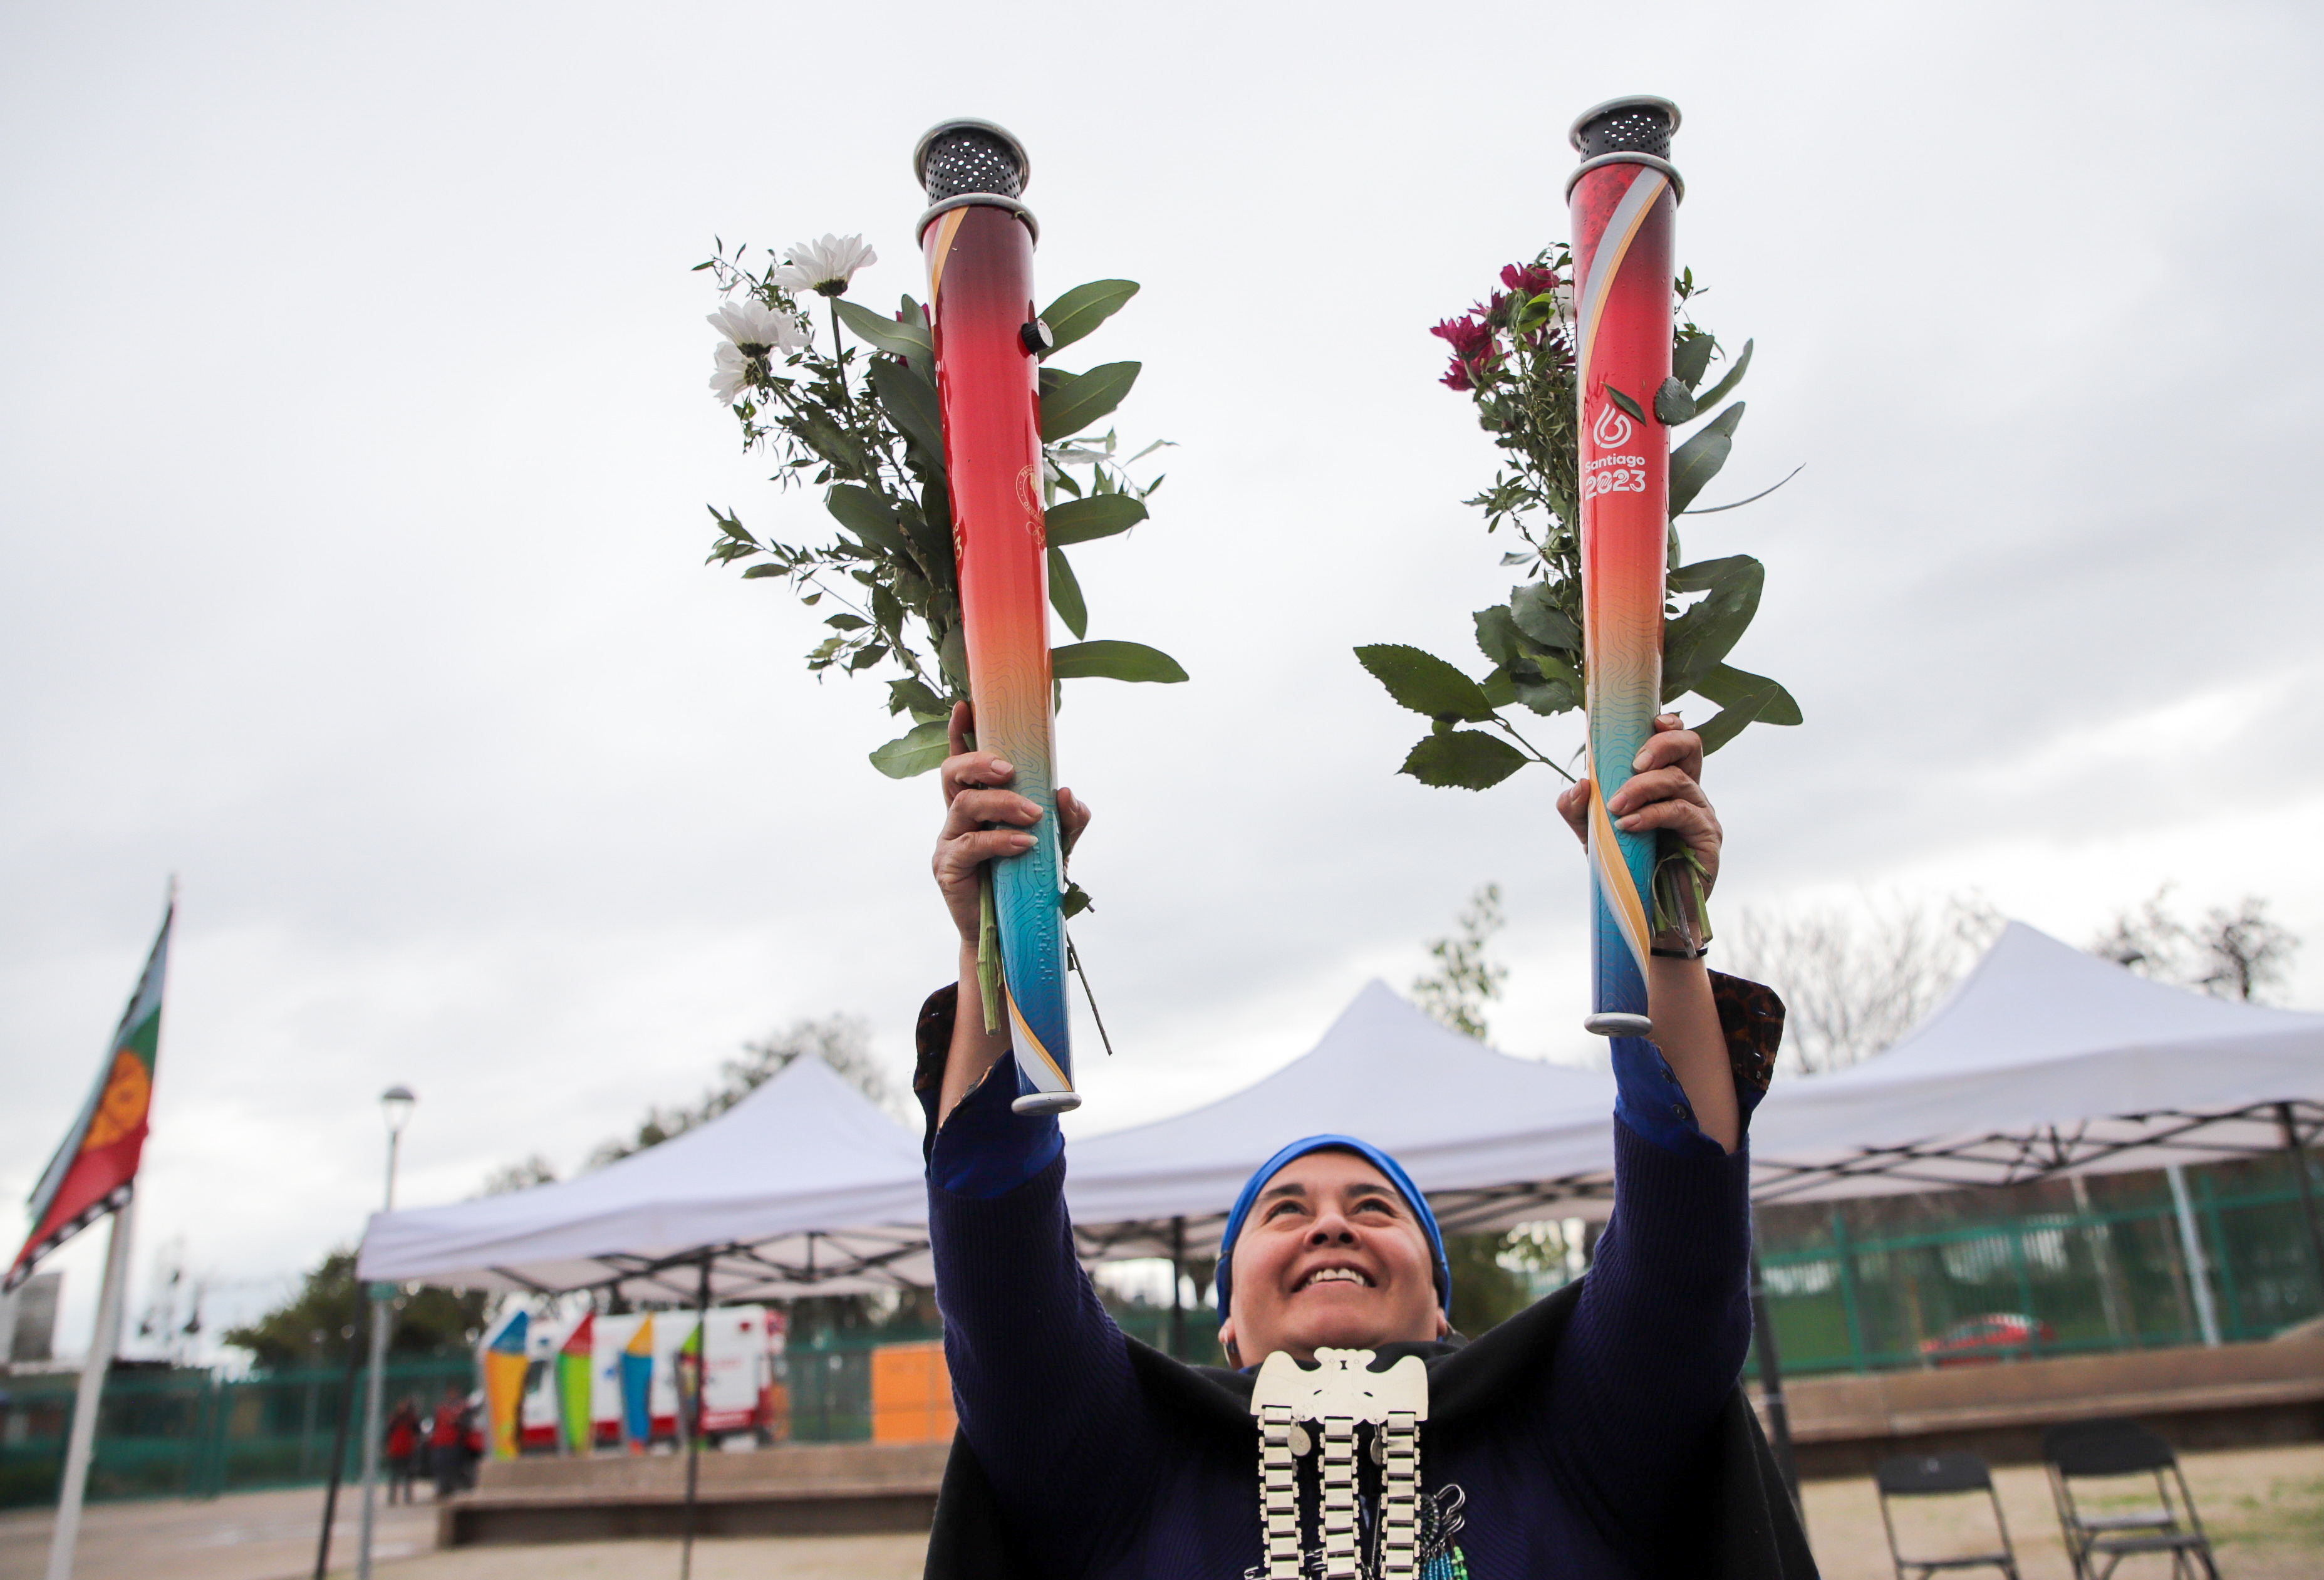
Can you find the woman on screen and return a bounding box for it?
[383,1398,420,1504]
[915,705,1810,1579]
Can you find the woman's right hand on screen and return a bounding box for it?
[933,702,1090,945]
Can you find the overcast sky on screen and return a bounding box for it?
[7,0,2322,1357]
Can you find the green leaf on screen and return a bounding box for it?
[824,613,870,631]
[1672,331,1716,392]
[1401,730,1528,791]
[1508,583,1580,650]
[1045,494,1147,547]
[1041,362,1141,442]
[1037,280,1139,356]
[848,642,889,672]
[1693,662,1801,723]
[1050,639,1187,683]
[1693,338,1753,409]
[1605,383,1648,426]
[1061,881,1094,918]
[1661,558,1763,700]
[1668,554,1758,595]
[871,358,944,460]
[1512,676,1580,717]
[826,484,916,565]
[1668,402,1746,516]
[1047,547,1088,640]
[1654,377,1698,425]
[834,297,935,365]
[887,677,948,720]
[1478,667,1518,709]
[869,718,952,779]
[1353,644,1498,722]
[740,564,786,580]
[1473,606,1523,668]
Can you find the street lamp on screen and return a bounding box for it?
[358,1084,415,1580]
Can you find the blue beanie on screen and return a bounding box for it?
[1213,1135,1451,1324]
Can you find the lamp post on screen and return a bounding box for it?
[356,1085,415,1580]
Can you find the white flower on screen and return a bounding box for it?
[707,298,807,355]
[770,234,878,297]
[705,298,807,405]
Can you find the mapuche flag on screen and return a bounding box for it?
[7,900,172,1291]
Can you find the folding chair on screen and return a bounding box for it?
[2042,1419,2218,1580]
[1875,1452,2021,1580]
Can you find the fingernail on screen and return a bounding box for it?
[1632,750,1652,771]
[989,759,1014,776]
[1617,814,1641,829]
[1009,833,1035,849]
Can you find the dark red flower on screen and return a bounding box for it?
[1429,315,1494,360]
[1500,262,1560,297]
[1440,359,1473,392]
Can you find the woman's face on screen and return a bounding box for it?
[1217,1148,1446,1369]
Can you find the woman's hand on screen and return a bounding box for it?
[933,701,1091,944]
[1553,712,1721,895]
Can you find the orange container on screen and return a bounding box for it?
[870,1341,957,1444]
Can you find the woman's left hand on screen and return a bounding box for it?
[1554,713,1722,896]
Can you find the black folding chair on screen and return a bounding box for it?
[1875,1452,2021,1580]
[2042,1419,2218,1579]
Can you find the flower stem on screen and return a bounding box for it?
[977,866,1005,1034]
[828,298,847,403]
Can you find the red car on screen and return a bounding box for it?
[1920,1312,2055,1366]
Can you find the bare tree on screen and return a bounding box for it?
[1724,894,2002,1074]
[1413,883,1509,1042]
[477,1155,559,1196]
[2091,888,2300,1004]
[588,1014,896,1168]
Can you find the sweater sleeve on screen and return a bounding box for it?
[1536,974,1782,1562]
[917,985,1160,1575]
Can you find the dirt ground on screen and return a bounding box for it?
[4,1440,2318,1580]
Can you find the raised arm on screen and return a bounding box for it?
[920,704,1152,1572]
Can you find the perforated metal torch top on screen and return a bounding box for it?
[1565,95,1684,202]
[913,118,1037,242]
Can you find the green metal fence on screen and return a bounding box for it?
[0,1358,474,1510]
[1751,1153,2324,1376]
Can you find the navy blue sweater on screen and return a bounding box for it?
[919,978,1783,1579]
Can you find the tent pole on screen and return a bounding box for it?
[1747,1225,1803,1527]
[2278,1102,2324,1306]
[2165,1164,2221,1347]
[1168,1217,1186,1361]
[680,1255,710,1580]
[313,1278,367,1580]
[46,1193,137,1580]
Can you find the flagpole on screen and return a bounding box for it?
[46,1192,138,1580]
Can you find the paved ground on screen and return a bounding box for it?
[5,1442,2318,1580]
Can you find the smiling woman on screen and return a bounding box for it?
[911,703,1810,1579]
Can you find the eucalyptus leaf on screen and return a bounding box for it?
[871,358,945,460]
[1668,402,1746,517]
[1353,644,1498,722]
[1047,546,1088,640]
[1672,332,1716,392]
[1668,554,1758,595]
[740,564,786,579]
[1046,494,1147,546]
[869,717,952,779]
[1050,639,1188,683]
[1654,377,1698,425]
[1693,338,1753,409]
[1661,557,1763,699]
[1038,279,1139,355]
[826,484,916,565]
[834,297,935,365]
[1605,383,1648,426]
[1040,362,1141,442]
[1401,730,1528,790]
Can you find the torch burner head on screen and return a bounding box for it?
[913,118,1039,242]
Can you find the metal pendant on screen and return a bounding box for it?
[1248,1349,1428,1580]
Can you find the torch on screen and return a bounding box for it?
[915,119,1078,1115]
[1567,96,1683,1041]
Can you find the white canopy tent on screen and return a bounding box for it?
[1063,979,1622,1263]
[1746,922,2324,1203]
[356,1056,932,1301]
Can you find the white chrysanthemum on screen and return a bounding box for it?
[707,298,807,355]
[708,341,756,405]
[770,234,878,297]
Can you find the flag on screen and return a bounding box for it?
[674,1318,703,1442]
[557,1312,595,1454]
[620,1316,655,1451]
[482,1310,529,1460]
[9,900,172,1291]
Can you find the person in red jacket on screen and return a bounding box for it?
[383,1399,421,1504]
